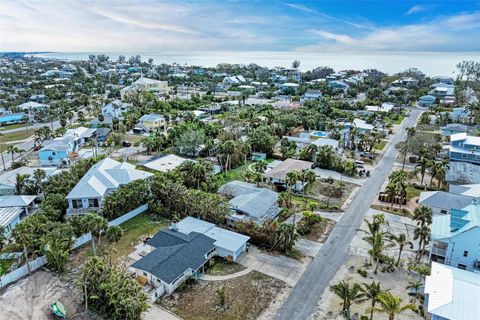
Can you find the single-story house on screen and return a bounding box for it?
[218,180,281,225]
[446,162,480,185]
[0,195,37,216]
[418,191,474,215]
[365,103,394,113]
[0,207,23,236]
[301,89,322,102]
[131,217,249,298]
[16,101,48,113]
[140,154,191,173]
[264,158,314,191]
[417,95,436,107]
[102,99,129,119]
[441,123,469,137]
[66,157,153,215]
[279,83,299,94]
[425,262,480,320]
[0,166,58,196]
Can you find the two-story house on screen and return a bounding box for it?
[134,113,166,133]
[449,132,480,165]
[39,127,97,167]
[65,157,153,215]
[430,199,480,272]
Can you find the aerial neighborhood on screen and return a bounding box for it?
[0,52,479,320]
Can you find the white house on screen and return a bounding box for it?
[425,262,480,320]
[430,199,480,271]
[65,157,153,215]
[120,77,169,100]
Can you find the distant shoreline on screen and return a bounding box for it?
[31,50,480,76]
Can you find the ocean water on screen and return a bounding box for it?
[33,51,480,76]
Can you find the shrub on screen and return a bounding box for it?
[357,269,368,278]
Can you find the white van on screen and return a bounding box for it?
[355,160,365,168]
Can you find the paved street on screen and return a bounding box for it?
[275,108,422,320]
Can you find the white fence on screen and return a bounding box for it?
[109,204,148,227]
[0,252,22,260]
[0,204,149,288]
[0,256,47,287]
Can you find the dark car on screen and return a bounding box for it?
[122,141,131,147]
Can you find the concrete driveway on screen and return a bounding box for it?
[237,246,306,286]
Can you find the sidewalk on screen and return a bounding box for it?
[201,267,252,281]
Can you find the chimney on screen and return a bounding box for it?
[169,218,179,231]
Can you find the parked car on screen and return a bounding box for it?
[355,160,365,168]
[359,152,375,160]
[122,141,131,147]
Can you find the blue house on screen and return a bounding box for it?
[39,139,75,167]
[417,95,436,107]
[449,133,480,165]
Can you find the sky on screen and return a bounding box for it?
[1,0,479,52]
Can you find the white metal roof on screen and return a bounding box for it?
[0,207,22,228]
[0,195,36,208]
[142,154,191,172]
[66,157,153,199]
[176,216,250,252]
[425,262,480,320]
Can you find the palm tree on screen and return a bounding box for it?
[15,173,30,195]
[84,212,108,255]
[329,280,364,319]
[106,225,124,243]
[278,192,293,209]
[359,281,383,320]
[415,157,430,186]
[389,233,413,266]
[6,145,23,162]
[285,171,299,193]
[370,292,416,320]
[406,280,422,303]
[32,169,46,196]
[253,160,268,174]
[413,205,432,260]
[385,183,397,209]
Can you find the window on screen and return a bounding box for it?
[458,264,467,270]
[440,209,447,214]
[462,154,468,159]
[88,199,99,207]
[72,199,82,209]
[464,251,468,257]
[52,152,56,156]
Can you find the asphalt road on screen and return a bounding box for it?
[275,108,423,320]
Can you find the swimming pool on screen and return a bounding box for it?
[311,131,330,138]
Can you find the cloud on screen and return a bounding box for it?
[91,8,201,34]
[301,12,480,51]
[406,5,428,15]
[286,3,316,13]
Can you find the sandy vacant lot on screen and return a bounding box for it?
[0,271,97,320]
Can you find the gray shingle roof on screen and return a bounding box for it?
[446,162,480,185]
[219,180,280,222]
[132,230,215,284]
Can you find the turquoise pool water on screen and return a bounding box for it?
[0,114,26,123]
[311,131,329,138]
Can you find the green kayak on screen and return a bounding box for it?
[50,300,67,319]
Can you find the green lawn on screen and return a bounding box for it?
[0,259,14,276]
[106,213,169,263]
[0,123,31,131]
[0,130,33,152]
[375,139,387,151]
[406,186,423,201]
[217,162,250,184]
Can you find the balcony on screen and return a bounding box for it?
[430,246,447,257]
[67,206,101,216]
